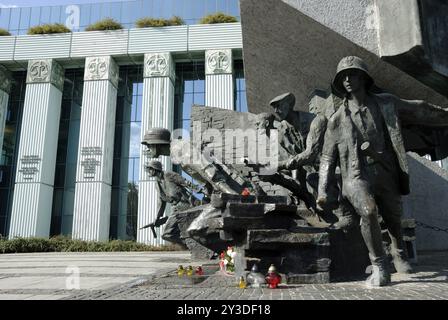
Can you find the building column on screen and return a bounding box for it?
[137,53,175,245]
[0,66,12,155]
[205,49,234,110]
[9,59,65,239]
[72,56,119,241]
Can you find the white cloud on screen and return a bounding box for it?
[0,3,18,8]
[129,122,142,158]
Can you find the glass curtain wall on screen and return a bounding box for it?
[110,65,142,240]
[173,59,248,183]
[0,72,25,237]
[234,60,248,113]
[50,69,83,236]
[0,0,241,35]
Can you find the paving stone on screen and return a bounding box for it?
[1,251,447,300]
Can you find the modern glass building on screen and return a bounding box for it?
[0,0,241,34]
[0,0,247,245]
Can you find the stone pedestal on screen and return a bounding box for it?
[9,59,65,239]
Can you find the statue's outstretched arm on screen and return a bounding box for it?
[287,115,327,169]
[395,96,448,127]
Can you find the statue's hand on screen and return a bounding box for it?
[316,197,327,211]
[285,157,298,170]
[277,160,287,170]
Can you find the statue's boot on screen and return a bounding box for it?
[392,251,413,274]
[365,256,391,288]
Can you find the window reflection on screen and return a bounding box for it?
[50,70,83,237]
[174,61,205,137]
[101,2,111,18]
[29,7,41,28]
[0,72,25,237]
[0,9,11,29]
[50,6,62,24]
[171,0,184,17]
[1,0,241,32]
[90,3,102,24]
[235,60,248,113]
[205,0,216,14]
[9,8,20,30]
[19,7,30,30]
[111,65,143,240]
[79,4,91,29]
[40,7,51,24]
[110,2,122,22]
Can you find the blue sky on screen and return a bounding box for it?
[0,0,126,8]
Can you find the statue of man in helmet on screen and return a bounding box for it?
[140,160,201,245]
[318,56,448,287]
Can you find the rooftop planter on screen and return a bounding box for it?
[135,16,185,28]
[128,23,188,54]
[188,22,242,51]
[199,12,238,24]
[15,24,72,60]
[27,23,71,35]
[0,28,11,36]
[85,18,123,31]
[0,22,243,62]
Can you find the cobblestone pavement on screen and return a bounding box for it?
[61,251,448,300]
[0,251,206,300]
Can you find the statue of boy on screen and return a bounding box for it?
[141,160,201,245]
[318,56,448,287]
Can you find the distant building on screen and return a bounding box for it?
[0,0,246,244]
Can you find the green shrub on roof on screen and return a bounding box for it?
[136,16,185,28]
[27,23,71,35]
[85,18,123,31]
[0,28,11,36]
[199,12,238,24]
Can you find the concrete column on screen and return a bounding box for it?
[137,53,175,245]
[205,49,234,110]
[9,59,65,239]
[0,66,12,155]
[72,56,119,242]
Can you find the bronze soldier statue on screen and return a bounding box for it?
[142,128,243,196]
[318,56,448,287]
[140,160,201,245]
[257,93,317,209]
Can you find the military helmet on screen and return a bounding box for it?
[269,92,295,109]
[145,160,163,172]
[332,56,374,96]
[142,128,171,146]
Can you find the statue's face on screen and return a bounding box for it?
[273,101,290,121]
[146,167,156,177]
[341,69,366,94]
[146,145,159,158]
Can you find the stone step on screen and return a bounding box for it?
[245,228,330,250]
